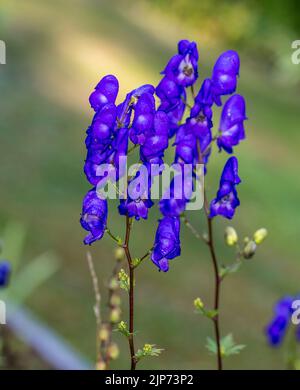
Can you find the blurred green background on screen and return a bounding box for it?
[0,0,299,369]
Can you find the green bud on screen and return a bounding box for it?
[243,240,257,259]
[114,247,125,261]
[118,269,130,292]
[118,321,127,333]
[107,342,119,360]
[253,228,268,245]
[224,226,238,246]
[143,344,153,354]
[109,277,119,291]
[99,324,110,342]
[110,308,121,324]
[194,297,204,310]
[110,293,121,307]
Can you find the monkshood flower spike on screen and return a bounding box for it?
[80,39,266,370]
[265,296,300,369]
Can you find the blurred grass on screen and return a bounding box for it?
[0,0,299,369]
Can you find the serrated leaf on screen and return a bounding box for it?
[206,337,217,354]
[135,344,164,361]
[206,334,245,357]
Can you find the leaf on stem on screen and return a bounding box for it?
[206,334,246,357]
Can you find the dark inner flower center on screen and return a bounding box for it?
[183,65,193,77]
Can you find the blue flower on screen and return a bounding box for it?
[80,188,108,245]
[118,166,154,221]
[151,216,181,272]
[156,76,186,137]
[0,261,11,288]
[210,156,241,219]
[217,94,247,153]
[129,92,156,145]
[159,167,193,217]
[190,78,214,120]
[162,40,199,87]
[89,75,119,112]
[174,115,212,169]
[266,296,295,346]
[140,111,169,165]
[211,50,240,106]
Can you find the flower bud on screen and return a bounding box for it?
[96,360,107,370]
[99,324,110,342]
[109,277,119,291]
[110,307,121,324]
[107,342,119,360]
[110,293,121,307]
[224,227,238,246]
[243,240,257,259]
[118,321,127,332]
[143,344,152,354]
[194,297,204,310]
[253,228,268,245]
[114,247,125,261]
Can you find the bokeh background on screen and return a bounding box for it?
[0,0,300,369]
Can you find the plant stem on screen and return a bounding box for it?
[123,215,137,370]
[196,137,222,370]
[206,216,223,370]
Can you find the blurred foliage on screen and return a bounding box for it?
[147,0,300,84]
[0,0,299,369]
[0,222,60,305]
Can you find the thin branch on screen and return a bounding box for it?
[181,213,202,241]
[86,251,102,364]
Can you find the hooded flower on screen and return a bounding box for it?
[118,166,153,220]
[211,50,240,106]
[210,156,241,219]
[217,94,247,153]
[162,40,199,87]
[151,216,181,272]
[0,261,11,287]
[156,76,186,137]
[266,296,295,346]
[129,92,156,145]
[117,84,155,128]
[174,114,212,170]
[84,98,130,187]
[140,111,169,165]
[191,78,214,120]
[159,167,193,217]
[89,75,119,112]
[80,188,108,245]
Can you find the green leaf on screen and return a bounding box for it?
[206,337,218,355]
[1,221,26,272]
[135,344,164,361]
[206,334,245,357]
[3,252,59,304]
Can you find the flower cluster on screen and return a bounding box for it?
[0,260,11,288]
[80,39,247,272]
[266,296,300,346]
